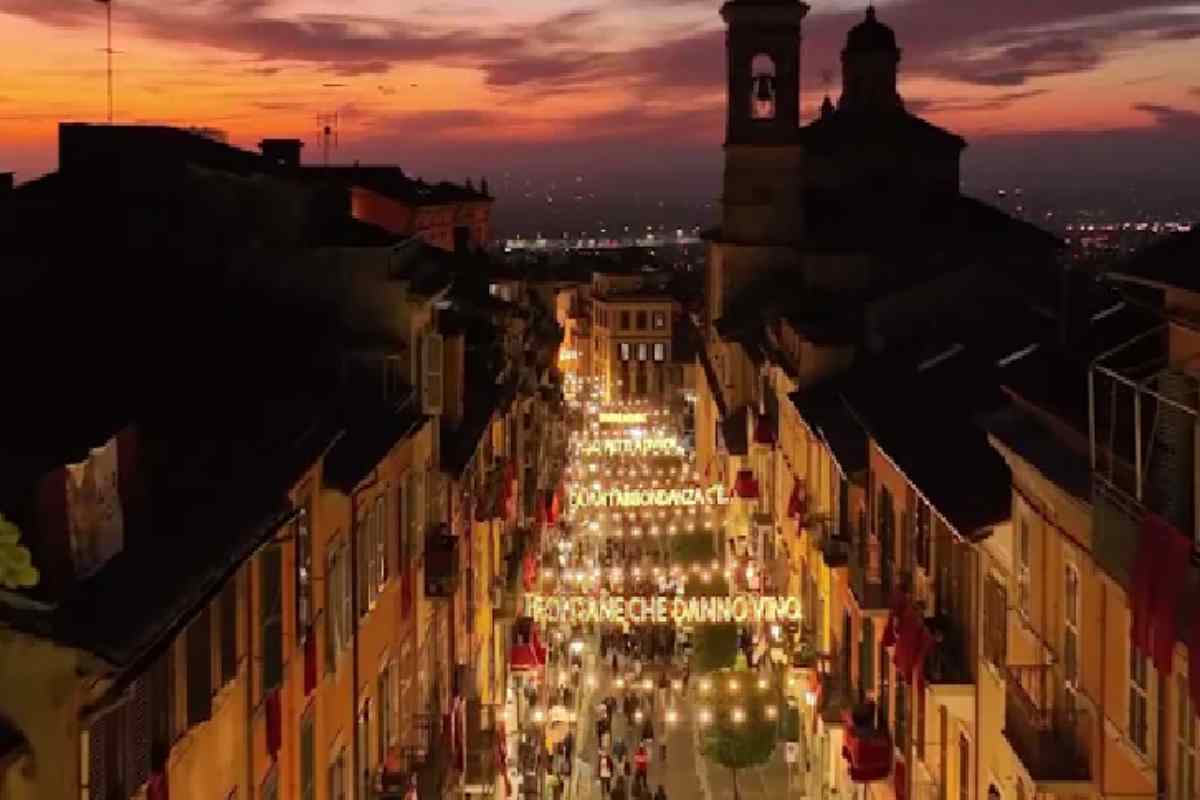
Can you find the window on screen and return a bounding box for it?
[915,500,931,570]
[653,343,665,362]
[1130,644,1150,753]
[375,495,388,594]
[297,504,313,639]
[860,618,875,697]
[300,709,316,800]
[260,547,284,693]
[407,472,425,562]
[636,310,648,330]
[637,343,648,362]
[326,539,350,673]
[636,366,648,396]
[1064,563,1080,711]
[620,310,631,330]
[219,577,238,685]
[983,574,1007,668]
[421,333,444,415]
[329,748,348,800]
[1178,675,1198,800]
[1016,518,1031,618]
[185,606,213,726]
[620,342,631,362]
[653,312,666,330]
[359,700,374,799]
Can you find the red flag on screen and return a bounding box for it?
[1150,520,1194,672]
[1130,514,1166,654]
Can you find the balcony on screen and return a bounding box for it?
[1002,665,1091,793]
[809,516,850,569]
[817,656,854,727]
[425,527,459,599]
[463,701,499,795]
[1091,326,1199,543]
[922,614,974,726]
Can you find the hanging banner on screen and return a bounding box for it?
[578,438,680,457]
[569,484,729,510]
[526,593,802,625]
[598,412,648,424]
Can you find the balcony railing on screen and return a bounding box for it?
[1091,326,1199,546]
[923,614,971,686]
[1003,665,1090,786]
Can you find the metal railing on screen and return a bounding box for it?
[1090,325,1199,542]
[1002,664,1090,782]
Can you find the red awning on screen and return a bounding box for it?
[842,710,892,782]
[733,470,760,499]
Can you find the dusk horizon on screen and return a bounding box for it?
[5,0,1200,233]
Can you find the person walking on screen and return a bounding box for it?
[633,744,649,792]
[599,750,613,798]
[653,785,667,800]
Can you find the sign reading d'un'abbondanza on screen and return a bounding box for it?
[568,484,730,510]
[526,594,802,626]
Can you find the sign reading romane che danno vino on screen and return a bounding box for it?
[526,594,802,625]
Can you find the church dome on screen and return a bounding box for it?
[845,6,897,53]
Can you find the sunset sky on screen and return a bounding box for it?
[3,0,1200,216]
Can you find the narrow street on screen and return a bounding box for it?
[509,386,808,800]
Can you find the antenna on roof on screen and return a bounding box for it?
[95,0,118,123]
[316,112,339,166]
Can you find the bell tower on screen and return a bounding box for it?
[722,0,808,146]
[715,0,809,256]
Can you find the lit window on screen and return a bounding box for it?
[654,343,665,362]
[620,343,631,361]
[653,312,666,329]
[637,343,649,361]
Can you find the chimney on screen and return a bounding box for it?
[443,332,466,429]
[259,138,303,169]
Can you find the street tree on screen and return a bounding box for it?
[698,668,778,800]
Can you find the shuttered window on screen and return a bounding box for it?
[260,545,284,693]
[219,576,238,685]
[186,606,213,726]
[982,575,1007,668]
